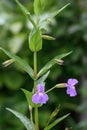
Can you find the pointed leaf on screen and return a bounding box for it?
[15,0,36,28]
[29,29,42,52]
[44,113,70,130]
[21,89,34,107]
[37,71,50,84]
[46,106,60,126]
[51,3,70,18]
[37,51,72,78]
[6,108,33,130]
[0,47,34,79]
[38,3,70,30]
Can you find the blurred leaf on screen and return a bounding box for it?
[29,28,42,52]
[44,113,70,130]
[50,3,70,18]
[21,89,34,107]
[6,108,34,130]
[15,0,36,28]
[39,111,50,127]
[46,106,60,126]
[0,47,34,79]
[37,71,50,85]
[34,0,44,14]
[38,3,70,30]
[37,51,72,78]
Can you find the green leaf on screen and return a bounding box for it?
[37,71,50,85]
[15,0,36,28]
[0,47,34,79]
[46,106,60,126]
[6,108,33,130]
[37,51,72,78]
[29,29,42,52]
[38,3,70,30]
[34,0,44,14]
[21,89,34,107]
[50,3,70,18]
[44,113,70,130]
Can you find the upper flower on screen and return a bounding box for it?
[66,78,78,97]
[32,84,49,104]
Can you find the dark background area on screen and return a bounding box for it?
[0,0,87,130]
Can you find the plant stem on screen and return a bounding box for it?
[34,51,39,130]
[29,106,34,129]
[46,83,66,93]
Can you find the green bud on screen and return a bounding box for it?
[42,35,55,40]
[29,29,42,52]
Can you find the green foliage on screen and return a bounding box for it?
[46,106,60,126]
[37,71,50,85]
[34,0,44,14]
[0,0,87,129]
[15,0,36,28]
[6,108,34,130]
[21,89,34,107]
[44,113,70,130]
[0,47,34,79]
[29,28,42,52]
[37,51,72,78]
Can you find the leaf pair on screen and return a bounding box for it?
[0,47,72,80]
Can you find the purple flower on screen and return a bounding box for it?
[66,78,78,97]
[32,84,49,104]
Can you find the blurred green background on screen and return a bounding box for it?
[0,0,87,130]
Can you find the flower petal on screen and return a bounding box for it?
[32,93,40,104]
[37,84,45,92]
[68,78,78,86]
[38,93,49,104]
[66,86,77,97]
[32,92,49,104]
